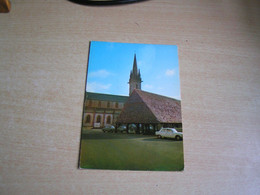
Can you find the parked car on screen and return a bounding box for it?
[117,125,127,133]
[102,125,115,133]
[128,124,138,133]
[155,128,183,140]
[129,124,137,131]
[116,125,137,133]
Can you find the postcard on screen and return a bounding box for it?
[79,41,183,171]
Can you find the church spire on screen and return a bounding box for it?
[129,54,142,95]
[133,54,137,75]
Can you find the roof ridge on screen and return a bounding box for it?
[116,89,181,124]
[134,89,180,101]
[134,90,159,123]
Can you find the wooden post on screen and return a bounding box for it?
[115,123,119,133]
[144,124,148,135]
[136,123,140,134]
[153,124,156,135]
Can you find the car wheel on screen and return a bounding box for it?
[175,136,181,141]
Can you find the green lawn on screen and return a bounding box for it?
[79,129,184,171]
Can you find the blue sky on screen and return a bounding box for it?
[86,41,181,100]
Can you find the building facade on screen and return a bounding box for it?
[83,92,128,128]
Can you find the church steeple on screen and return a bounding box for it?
[133,54,138,75]
[129,54,142,95]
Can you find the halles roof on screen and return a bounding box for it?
[117,89,182,124]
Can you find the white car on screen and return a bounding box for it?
[155,128,183,140]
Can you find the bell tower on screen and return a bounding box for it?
[129,54,142,95]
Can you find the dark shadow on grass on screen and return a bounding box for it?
[81,132,154,140]
[142,137,178,142]
[81,133,128,140]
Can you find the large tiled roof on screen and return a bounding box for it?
[117,89,182,124]
[85,92,129,103]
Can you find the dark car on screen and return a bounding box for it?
[116,125,138,133]
[102,125,115,133]
[117,125,127,133]
[129,124,137,131]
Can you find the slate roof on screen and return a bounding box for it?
[116,89,182,124]
[85,92,129,103]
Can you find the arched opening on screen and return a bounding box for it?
[96,115,101,123]
[106,116,111,124]
[85,115,91,123]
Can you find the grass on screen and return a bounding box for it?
[79,129,184,171]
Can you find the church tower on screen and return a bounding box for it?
[129,54,142,95]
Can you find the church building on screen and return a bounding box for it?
[83,53,182,132]
[83,54,142,128]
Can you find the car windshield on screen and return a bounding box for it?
[166,128,177,132]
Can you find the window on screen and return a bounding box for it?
[85,115,91,123]
[98,101,101,107]
[89,100,92,106]
[106,116,111,124]
[96,115,101,123]
[115,102,118,108]
[107,101,110,108]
